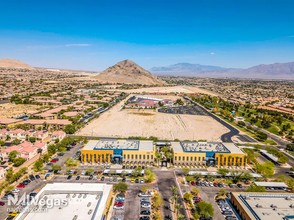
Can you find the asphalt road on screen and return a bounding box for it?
[190,102,240,143]
[154,170,186,220]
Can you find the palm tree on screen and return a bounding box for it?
[175,203,183,217]
[170,185,178,196]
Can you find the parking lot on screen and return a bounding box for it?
[0,175,46,220]
[158,104,209,116]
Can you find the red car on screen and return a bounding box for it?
[193,197,202,203]
[114,201,124,206]
[50,159,57,163]
[16,183,25,189]
[0,201,5,206]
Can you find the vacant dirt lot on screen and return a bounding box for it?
[0,103,41,118]
[117,85,218,96]
[77,97,229,141]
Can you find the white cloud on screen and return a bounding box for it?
[210,52,215,55]
[65,44,92,47]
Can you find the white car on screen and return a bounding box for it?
[138,192,152,197]
[113,205,124,210]
[141,204,151,209]
[11,189,20,193]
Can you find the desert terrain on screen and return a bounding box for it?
[116,85,218,96]
[77,95,229,141]
[0,103,41,118]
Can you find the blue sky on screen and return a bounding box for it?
[0,0,294,70]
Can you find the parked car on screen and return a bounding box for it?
[138,192,152,197]
[89,175,93,180]
[140,179,145,184]
[57,152,65,156]
[139,216,150,220]
[222,211,233,215]
[100,176,105,181]
[114,201,124,206]
[135,179,139,183]
[16,183,25,189]
[140,210,151,215]
[194,196,202,203]
[35,175,40,179]
[29,192,37,199]
[237,184,243,188]
[11,189,20,193]
[76,176,80,180]
[113,204,124,209]
[0,201,5,206]
[225,216,237,220]
[67,175,72,180]
[29,175,36,181]
[141,203,151,208]
[122,177,126,182]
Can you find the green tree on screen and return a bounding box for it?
[65,158,79,167]
[182,167,190,176]
[47,144,57,156]
[5,168,13,182]
[183,192,193,202]
[8,150,18,162]
[13,158,26,167]
[113,182,128,193]
[140,186,149,193]
[246,185,266,192]
[0,139,5,146]
[52,164,62,172]
[86,168,94,175]
[64,124,76,134]
[144,168,156,183]
[195,201,214,218]
[217,168,229,177]
[191,187,200,196]
[255,162,275,177]
[28,136,36,143]
[11,139,21,145]
[152,192,163,209]
[33,159,43,171]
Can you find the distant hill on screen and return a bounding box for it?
[240,62,294,79]
[151,62,294,79]
[0,59,32,69]
[94,59,166,85]
[150,63,229,74]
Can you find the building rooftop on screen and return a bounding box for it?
[172,141,244,154]
[15,183,112,220]
[180,142,230,153]
[83,139,154,151]
[232,192,294,220]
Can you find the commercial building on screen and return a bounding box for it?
[231,192,294,220]
[81,139,246,167]
[172,141,247,167]
[81,139,155,165]
[15,183,113,220]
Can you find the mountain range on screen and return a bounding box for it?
[151,62,294,79]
